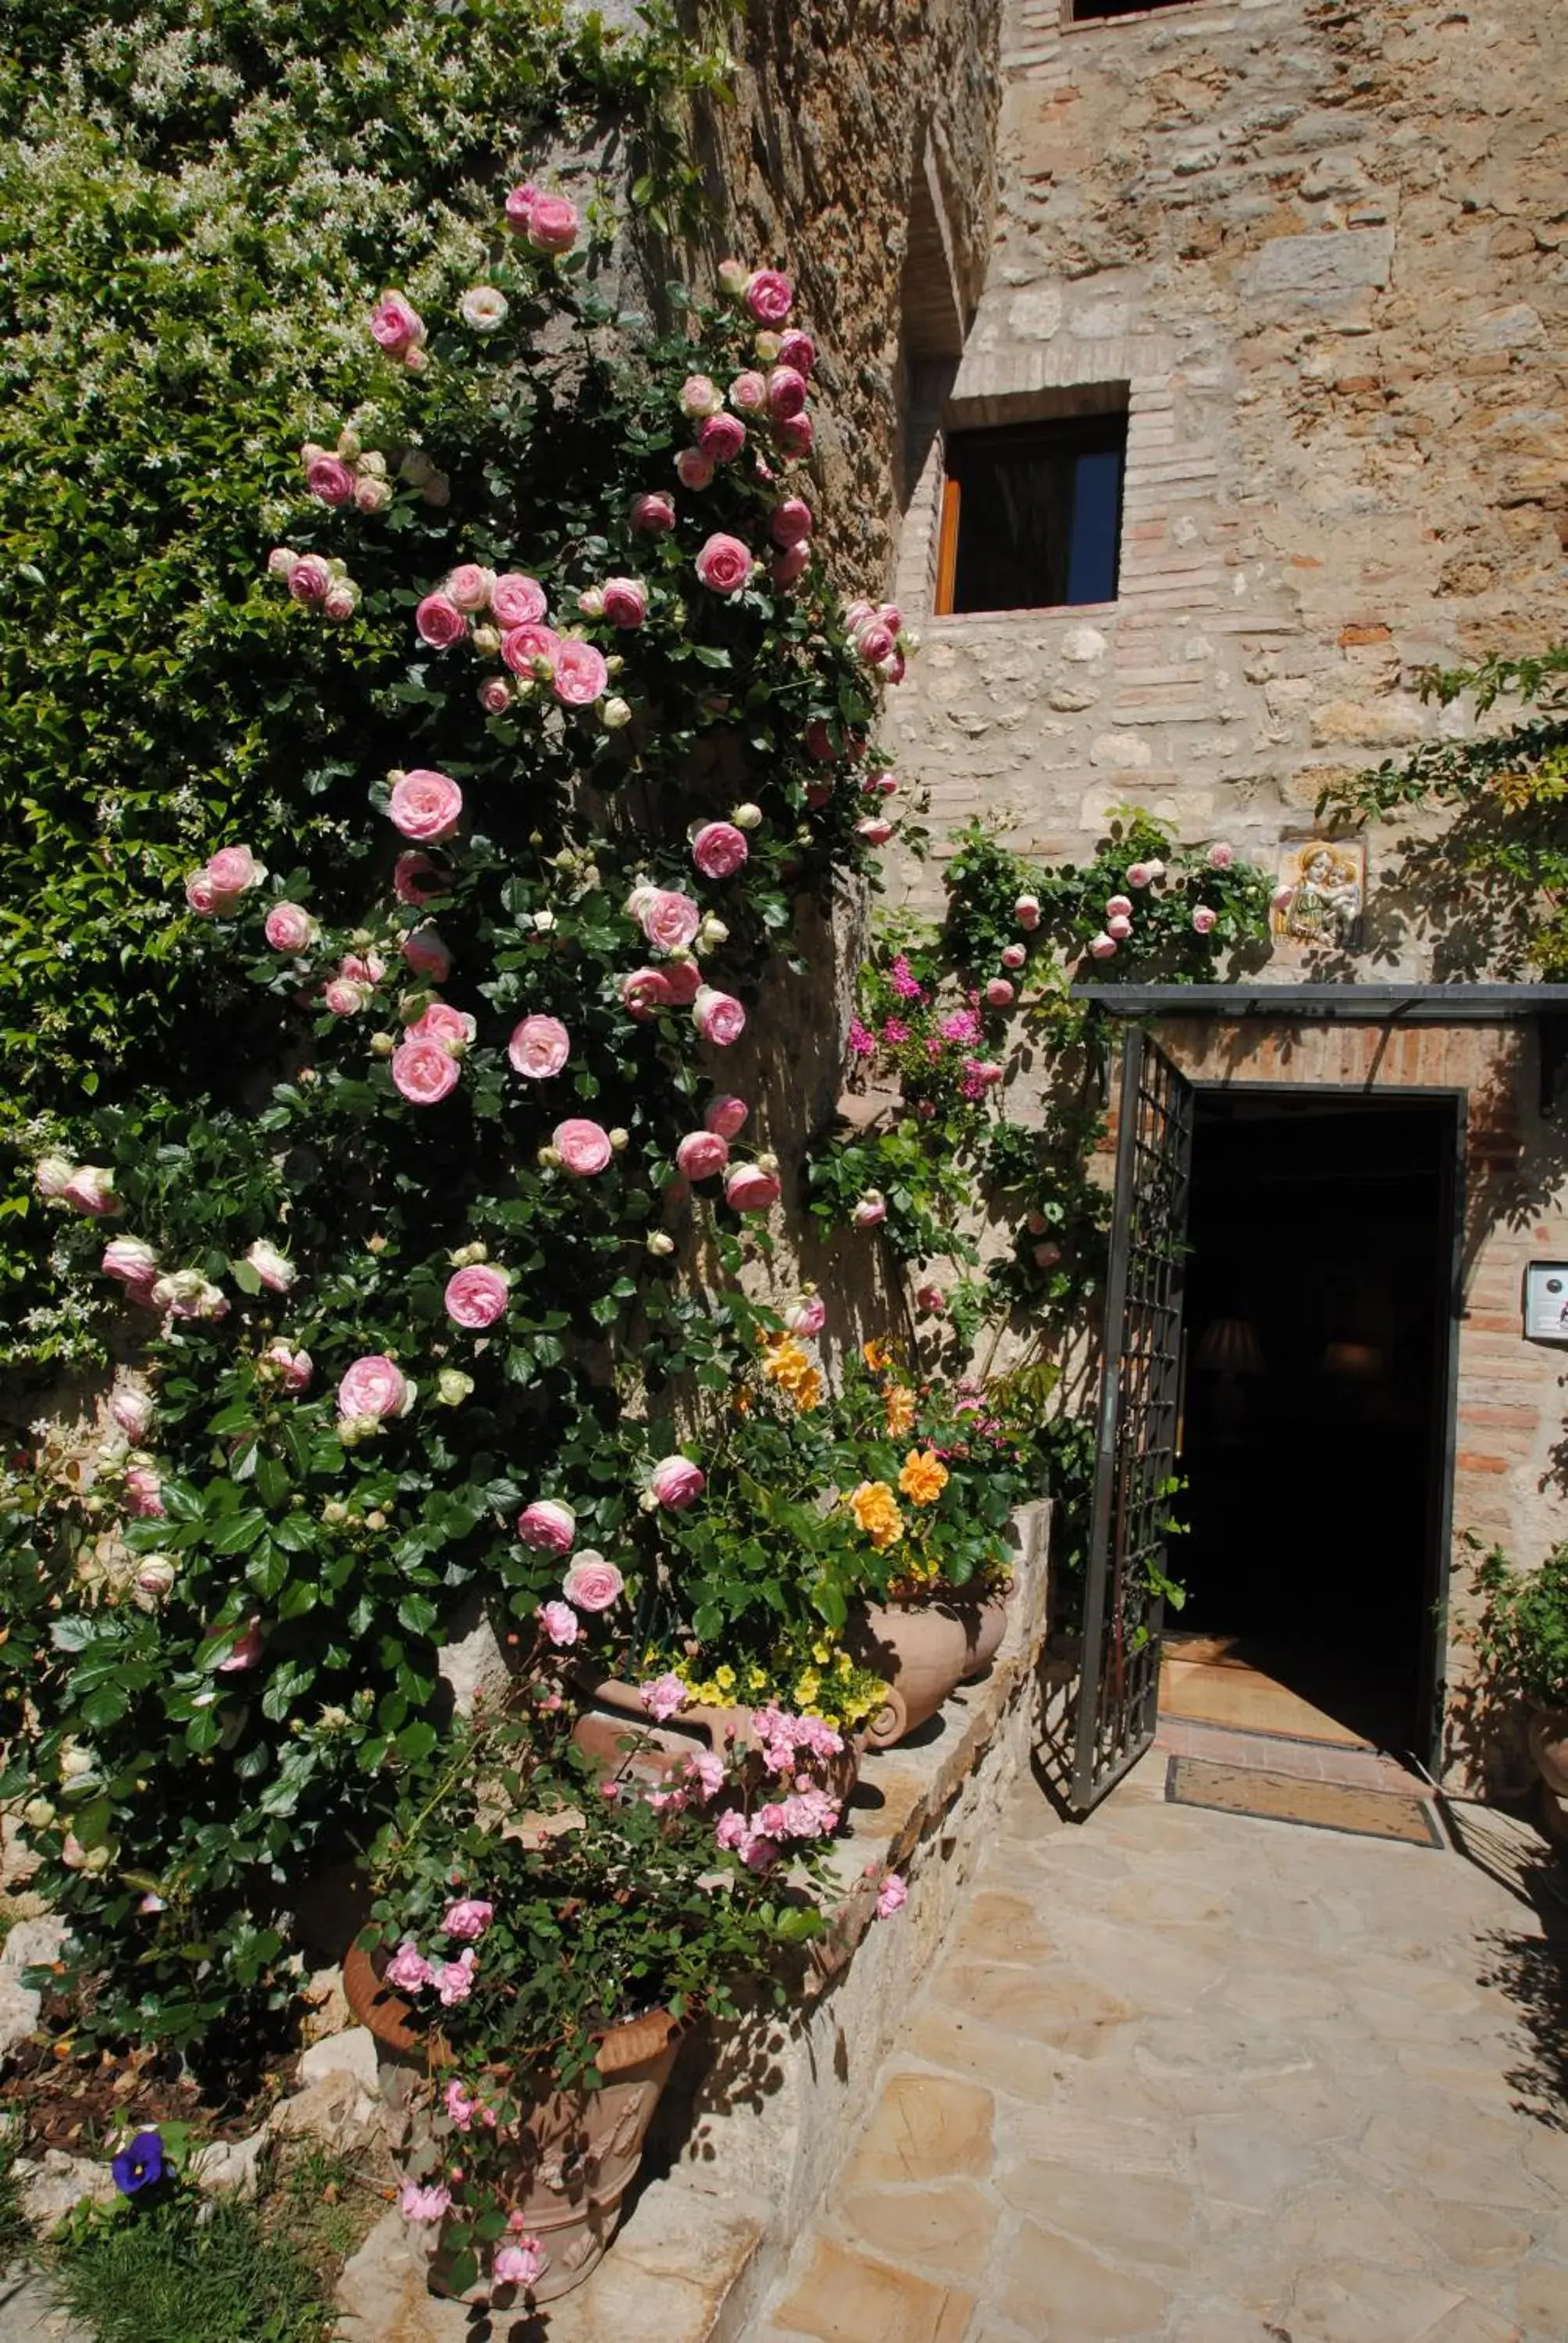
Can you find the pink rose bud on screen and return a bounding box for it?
[704,1094,749,1139]
[745,268,794,324]
[262,1342,312,1393]
[985,978,1015,1007]
[622,967,673,1020]
[649,1455,706,1510]
[1208,842,1235,869]
[415,594,467,651]
[775,412,814,456]
[1000,943,1027,969]
[527,194,579,254]
[538,1599,579,1647]
[577,584,607,619]
[109,1381,155,1441]
[1105,894,1133,920]
[321,582,358,623]
[693,986,747,1047]
[1088,933,1117,960]
[34,1154,74,1200]
[675,448,715,490]
[392,1036,461,1104]
[518,1500,576,1554]
[914,1284,946,1314]
[102,1236,159,1287]
[717,256,749,297]
[217,1619,265,1673]
[1014,894,1041,929]
[1271,883,1296,911]
[691,821,749,879]
[676,1130,729,1181]
[765,365,808,420]
[856,816,894,847]
[600,577,648,629]
[369,292,425,356]
[694,533,753,594]
[306,454,355,507]
[501,622,561,677]
[508,1015,570,1079]
[553,1118,613,1175]
[725,1162,781,1213]
[388,769,463,842]
[491,573,547,626]
[1107,915,1132,942]
[407,1002,473,1050]
[479,676,513,715]
[851,1189,887,1229]
[561,1550,625,1609]
[785,1292,826,1337]
[244,1239,296,1293]
[265,901,319,954]
[700,411,747,464]
[1192,904,1218,934]
[1033,1241,1062,1268]
[629,490,676,533]
[776,330,816,376]
[730,803,763,830]
[503,180,540,230]
[768,498,814,548]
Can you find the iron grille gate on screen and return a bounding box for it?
[1071,1027,1195,1813]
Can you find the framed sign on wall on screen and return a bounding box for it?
[1523,1262,1568,1344]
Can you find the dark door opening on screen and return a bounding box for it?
[1169,1093,1458,1756]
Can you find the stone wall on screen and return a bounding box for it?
[882,0,1567,941]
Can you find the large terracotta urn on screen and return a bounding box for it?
[852,1585,1012,1750]
[1526,1704,1568,1839]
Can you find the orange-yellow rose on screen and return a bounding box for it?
[898,1449,949,1506]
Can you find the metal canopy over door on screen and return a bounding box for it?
[1071,1026,1196,1813]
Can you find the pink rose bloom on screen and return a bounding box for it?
[729,369,768,413]
[109,1382,155,1442]
[217,1620,264,1673]
[693,986,746,1047]
[746,268,794,323]
[639,889,702,953]
[401,2181,452,2223]
[385,1941,433,1993]
[775,413,814,457]
[62,1166,119,1217]
[649,1455,705,1510]
[501,621,562,677]
[640,1673,688,1724]
[33,1153,74,1200]
[875,1872,907,1920]
[443,1898,494,1941]
[691,822,749,879]
[527,194,579,253]
[1034,1241,1062,1268]
[664,960,701,1006]
[985,977,1015,1008]
[437,1948,477,2006]
[1000,943,1027,969]
[306,454,355,507]
[1192,904,1218,934]
[765,366,808,420]
[415,593,466,650]
[857,817,894,847]
[715,1809,748,1853]
[777,330,816,376]
[479,676,512,715]
[337,1354,413,1420]
[388,769,463,843]
[323,977,370,1016]
[1207,842,1235,870]
[287,553,333,606]
[744,1834,779,1873]
[401,927,452,982]
[622,966,673,1020]
[1105,894,1133,920]
[866,770,898,797]
[851,1190,888,1229]
[853,621,896,667]
[262,1341,312,1393]
[704,1094,749,1139]
[265,902,318,953]
[758,1802,788,1838]
[205,845,263,903]
[445,1264,510,1328]
[503,180,540,231]
[1124,862,1155,890]
[679,374,723,418]
[684,1748,725,1801]
[370,292,424,356]
[971,1060,1004,1087]
[445,563,494,612]
[490,573,547,626]
[103,1236,159,1287]
[768,497,813,548]
[444,2077,477,2130]
[508,1015,570,1078]
[554,1118,613,1175]
[518,1500,576,1554]
[600,577,647,629]
[694,533,753,594]
[124,1465,164,1518]
[1107,915,1132,942]
[675,448,715,490]
[1015,894,1041,929]
[1087,932,1117,960]
[492,2238,547,2288]
[676,1130,729,1181]
[785,1293,825,1337]
[393,1036,461,1104]
[630,491,676,533]
[552,640,608,706]
[725,1163,780,1213]
[562,1552,625,1611]
[539,1599,579,1647]
[700,411,747,464]
[354,473,391,514]
[394,851,444,905]
[772,544,809,589]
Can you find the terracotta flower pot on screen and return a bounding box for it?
[570,1671,860,1803]
[428,2007,685,2305]
[1527,1704,1568,1798]
[343,1938,425,2058]
[853,1585,1013,1750]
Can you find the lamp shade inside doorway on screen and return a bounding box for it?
[1167,1094,1456,1755]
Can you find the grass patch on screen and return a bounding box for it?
[0,2126,33,2267]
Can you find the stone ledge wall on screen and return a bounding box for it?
[882,0,1568,943]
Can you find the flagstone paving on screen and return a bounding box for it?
[759,1742,1568,2343]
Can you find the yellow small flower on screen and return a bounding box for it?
[899,1448,950,1506]
[794,1366,824,1412]
[748,1666,768,1690]
[848,1479,905,1550]
[714,1664,736,1692]
[794,1670,821,1706]
[811,1642,832,1666]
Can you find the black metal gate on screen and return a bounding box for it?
[1071,1026,1195,1813]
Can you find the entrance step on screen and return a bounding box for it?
[1154,1713,1429,1799]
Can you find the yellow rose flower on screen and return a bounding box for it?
[884,1384,917,1439]
[862,1340,892,1371]
[848,1478,904,1549]
[898,1448,950,1506]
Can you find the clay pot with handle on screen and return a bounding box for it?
[852,1582,1013,1750]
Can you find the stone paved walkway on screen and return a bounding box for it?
[760,1739,1568,2343]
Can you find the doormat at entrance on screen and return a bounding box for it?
[1165,1756,1444,1847]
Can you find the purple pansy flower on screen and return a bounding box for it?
[112,2129,166,2195]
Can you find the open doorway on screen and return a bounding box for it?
[1164,1092,1459,1758]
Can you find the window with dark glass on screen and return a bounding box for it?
[935,412,1128,615]
[1071,0,1195,22]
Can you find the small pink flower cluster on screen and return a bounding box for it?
[383,1897,490,2007]
[35,1157,121,1218]
[370,291,428,369]
[266,546,360,622]
[503,180,581,255]
[843,597,910,688]
[412,568,614,715]
[301,430,392,515]
[1084,851,1224,960]
[750,1706,846,1774]
[184,843,265,918]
